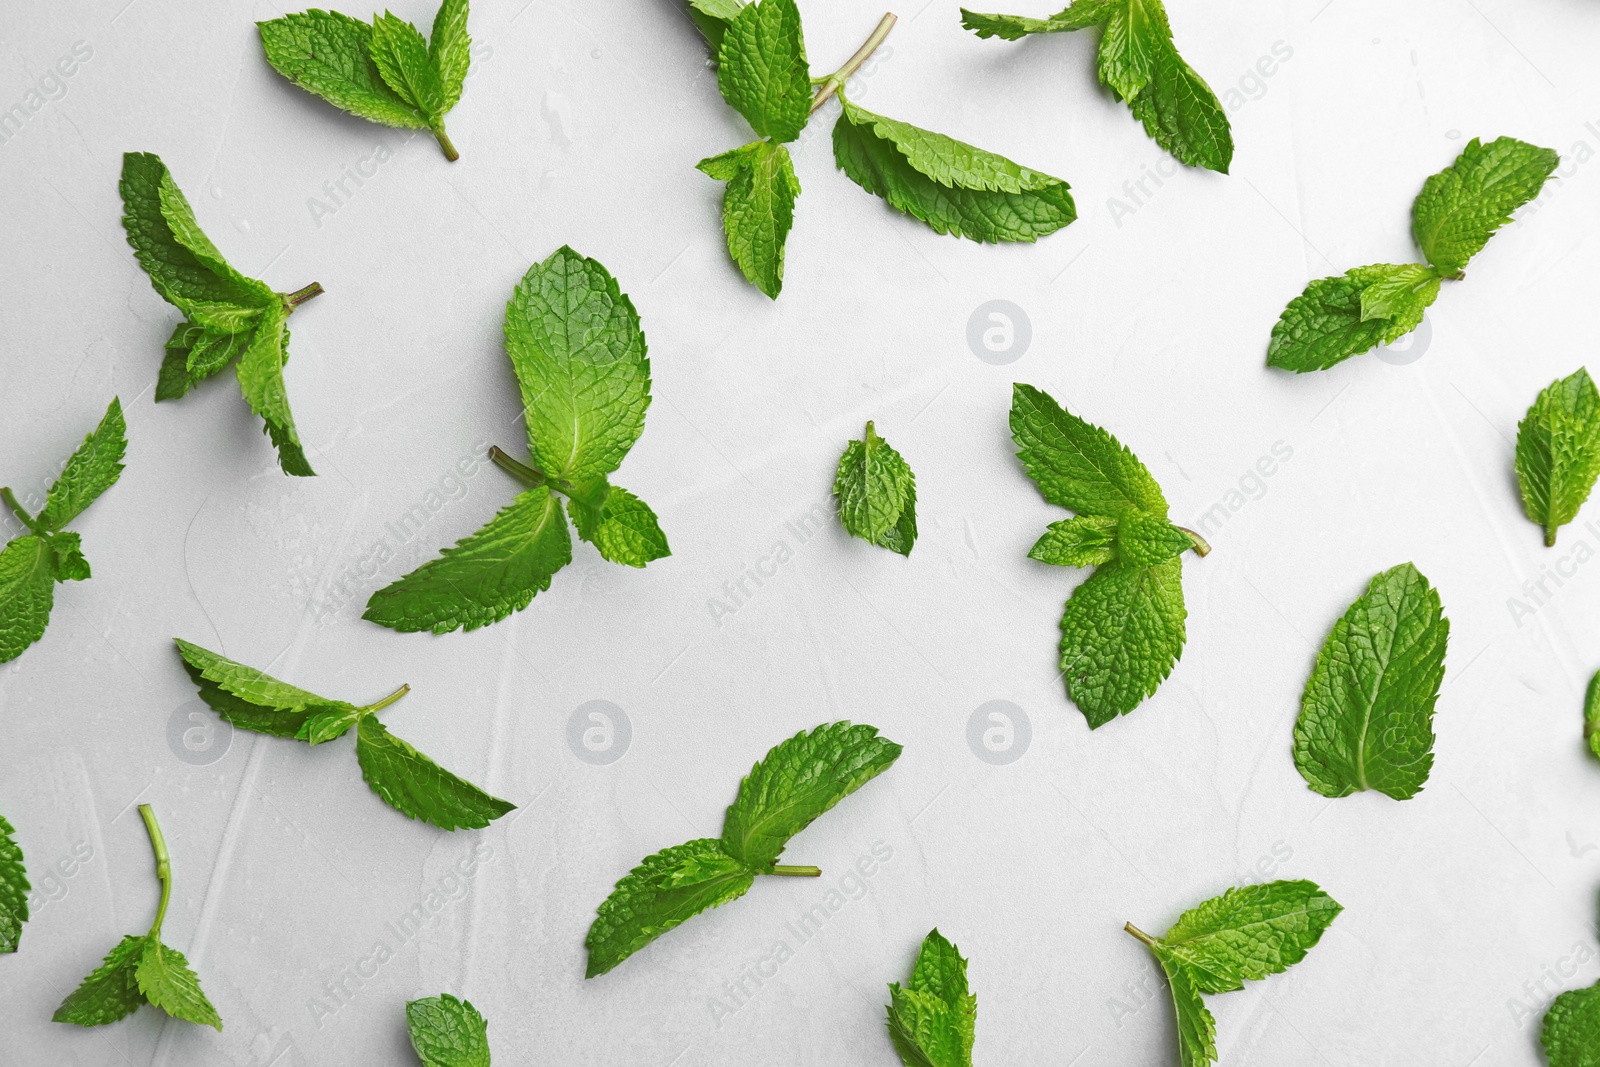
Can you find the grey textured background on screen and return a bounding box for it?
[2,0,1599,1064]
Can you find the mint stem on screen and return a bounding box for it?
[140,804,172,941]
[1175,526,1211,558]
[810,12,897,114]
[1546,525,1559,549]
[489,446,548,487]
[365,683,411,714]
[1,487,43,535]
[1123,922,1158,948]
[432,124,460,162]
[768,864,822,877]
[284,282,325,310]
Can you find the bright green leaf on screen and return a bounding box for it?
[1413,136,1560,275]
[0,814,27,954]
[697,139,802,299]
[959,0,1119,40]
[1010,384,1168,519]
[886,929,976,1067]
[573,485,671,568]
[716,0,810,143]
[258,9,430,129]
[1516,368,1600,547]
[1029,516,1118,568]
[53,935,148,1027]
[0,536,58,665]
[407,992,491,1066]
[36,398,127,532]
[834,422,918,556]
[1266,265,1439,373]
[136,939,223,1031]
[1059,557,1187,727]
[355,715,515,831]
[1157,880,1344,993]
[1543,980,1600,1067]
[429,0,472,112]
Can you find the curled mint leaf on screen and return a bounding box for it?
[886,929,976,1067]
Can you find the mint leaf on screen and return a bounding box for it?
[356,715,515,831]
[1587,671,1600,763]
[833,422,918,556]
[1095,0,1168,99]
[1543,980,1600,1067]
[1516,368,1600,547]
[834,98,1077,242]
[687,0,746,55]
[53,935,147,1027]
[2,397,128,663]
[1059,558,1187,726]
[960,0,1120,40]
[717,0,810,142]
[574,485,671,568]
[121,153,323,473]
[364,487,573,633]
[1266,264,1440,373]
[1127,38,1231,173]
[1010,383,1167,519]
[697,139,802,299]
[54,807,222,1031]
[1029,516,1117,568]
[407,993,491,1066]
[1412,136,1560,276]
[1127,881,1341,1067]
[136,939,222,1031]
[585,839,757,978]
[1293,563,1450,800]
[0,814,27,953]
[587,722,900,977]
[1115,510,1194,567]
[721,721,902,869]
[259,4,471,159]
[886,929,976,1067]
[174,637,348,737]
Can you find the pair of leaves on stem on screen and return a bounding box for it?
[120,152,323,476]
[887,929,976,1067]
[1,398,126,664]
[835,422,918,556]
[1268,136,1559,372]
[363,248,669,634]
[1293,563,1449,801]
[1516,368,1600,548]
[1010,384,1206,727]
[1127,880,1342,1067]
[692,0,1076,298]
[174,639,514,831]
[259,0,471,160]
[0,814,26,954]
[585,722,901,978]
[962,0,1232,173]
[407,993,491,1066]
[54,805,222,1032]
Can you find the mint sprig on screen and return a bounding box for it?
[886,929,977,1067]
[961,0,1232,173]
[834,422,918,556]
[259,1,472,160]
[585,722,901,978]
[694,4,1076,298]
[407,993,492,1065]
[0,814,27,954]
[1268,137,1558,372]
[363,248,669,633]
[1,397,126,664]
[53,805,222,1031]
[1516,368,1600,548]
[120,152,323,475]
[174,639,514,830]
[1011,384,1208,727]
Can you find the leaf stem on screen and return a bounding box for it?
[364,683,411,714]
[432,123,460,162]
[284,282,325,311]
[1546,525,1559,549]
[1174,526,1211,558]
[767,864,822,877]
[140,804,172,941]
[1,487,43,535]
[810,12,897,114]
[488,446,548,487]
[1123,922,1158,948]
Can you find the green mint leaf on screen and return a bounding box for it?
[960,0,1119,40]
[1115,511,1194,567]
[174,638,347,738]
[1542,980,1600,1067]
[1060,558,1187,727]
[235,302,315,477]
[716,0,810,142]
[1154,880,1343,993]
[1293,563,1450,800]
[721,721,902,869]
[504,247,652,486]
[355,715,515,831]
[298,704,363,745]
[0,537,59,665]
[1152,953,1218,1067]
[1412,135,1559,276]
[1516,368,1600,547]
[258,10,430,130]
[886,929,976,1067]
[1266,264,1439,373]
[585,838,757,978]
[1127,37,1232,173]
[1029,516,1118,568]
[1096,0,1169,100]
[53,935,148,1027]
[697,139,802,299]
[370,11,444,116]
[572,485,671,568]
[1010,384,1168,519]
[429,0,472,112]
[136,939,223,1032]
[363,486,574,634]
[687,0,746,55]
[49,532,90,582]
[833,421,918,556]
[0,814,27,953]
[833,99,1076,243]
[407,993,491,1066]
[1586,670,1600,762]
[36,398,127,532]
